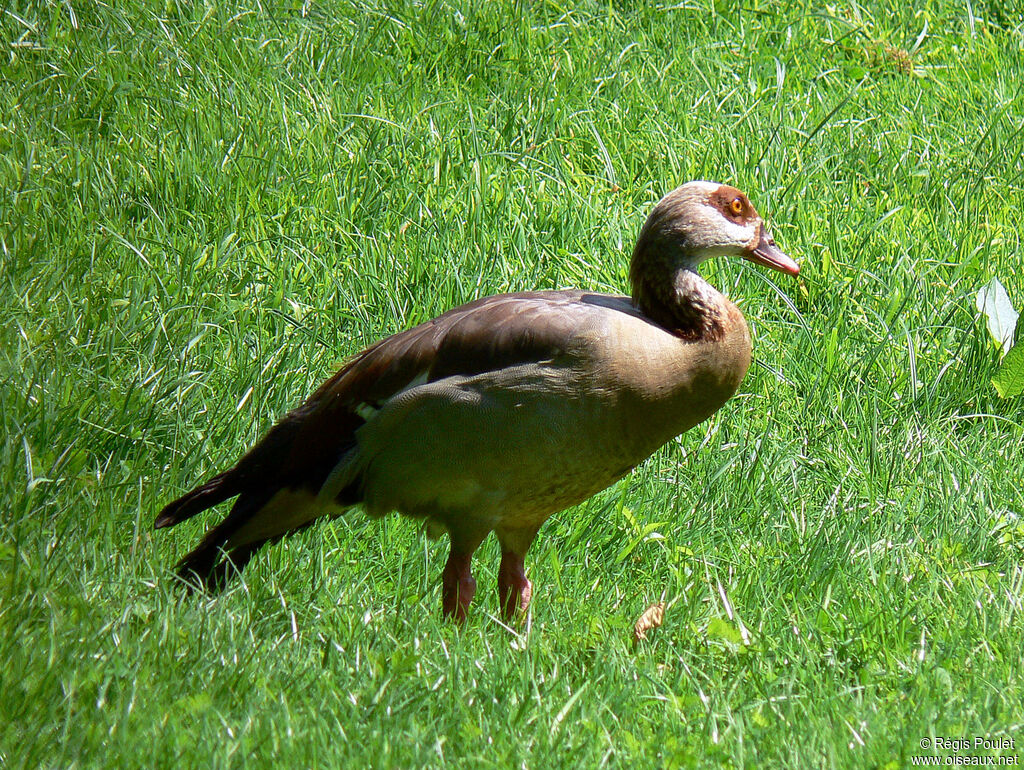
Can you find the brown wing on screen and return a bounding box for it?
[156,289,636,528]
[273,290,599,488]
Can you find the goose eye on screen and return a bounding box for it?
[729,197,744,216]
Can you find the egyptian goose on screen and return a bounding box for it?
[156,181,799,622]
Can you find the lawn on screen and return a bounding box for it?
[2,1,1023,767]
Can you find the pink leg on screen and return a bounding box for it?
[496,526,539,622]
[441,549,477,623]
[498,549,532,621]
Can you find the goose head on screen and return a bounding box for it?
[629,181,799,336]
[631,180,799,278]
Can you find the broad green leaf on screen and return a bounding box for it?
[707,617,744,646]
[976,278,1018,356]
[993,339,1024,398]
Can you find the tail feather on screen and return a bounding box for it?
[158,387,366,592]
[174,489,275,591]
[174,493,325,592]
[177,540,267,593]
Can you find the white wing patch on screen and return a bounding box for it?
[354,402,378,421]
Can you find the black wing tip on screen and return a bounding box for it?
[154,512,175,530]
[154,498,192,530]
[153,473,235,531]
[153,495,206,531]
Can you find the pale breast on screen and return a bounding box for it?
[568,298,752,457]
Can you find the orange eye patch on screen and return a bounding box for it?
[730,197,744,216]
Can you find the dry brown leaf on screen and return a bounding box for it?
[633,601,666,645]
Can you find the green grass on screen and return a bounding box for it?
[3,0,1024,766]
